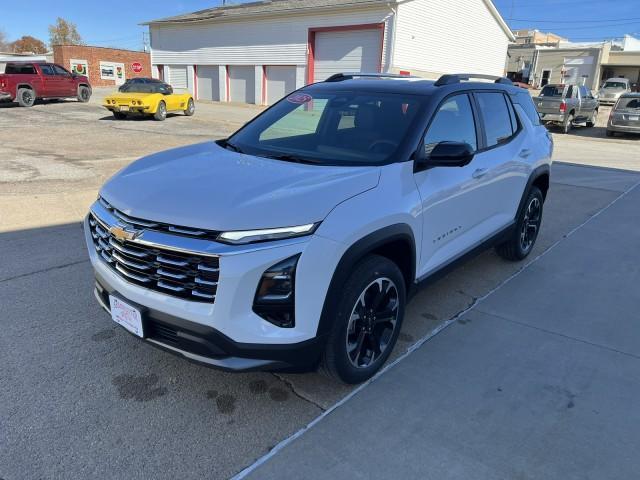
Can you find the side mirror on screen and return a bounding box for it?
[417,141,475,170]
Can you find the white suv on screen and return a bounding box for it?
[85,73,553,384]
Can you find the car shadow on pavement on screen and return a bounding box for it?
[98,114,182,121]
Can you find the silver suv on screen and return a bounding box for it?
[598,78,632,105]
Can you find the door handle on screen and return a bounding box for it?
[472,168,488,179]
[519,149,531,159]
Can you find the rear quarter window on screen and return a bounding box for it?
[514,92,541,126]
[5,63,37,75]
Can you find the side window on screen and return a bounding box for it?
[515,92,541,126]
[566,85,574,98]
[53,65,71,76]
[40,64,55,76]
[476,92,516,147]
[505,95,519,133]
[424,94,477,151]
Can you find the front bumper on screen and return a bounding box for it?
[93,273,323,371]
[540,113,565,123]
[608,123,640,134]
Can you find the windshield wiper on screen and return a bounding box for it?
[262,154,320,165]
[220,139,244,154]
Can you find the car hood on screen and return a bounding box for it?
[100,142,380,231]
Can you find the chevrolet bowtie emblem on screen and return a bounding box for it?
[109,225,141,242]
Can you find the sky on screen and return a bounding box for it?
[1,0,639,51]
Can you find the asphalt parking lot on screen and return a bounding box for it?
[2,91,640,479]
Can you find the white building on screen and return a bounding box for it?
[145,0,514,105]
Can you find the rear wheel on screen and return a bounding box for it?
[321,255,406,384]
[77,86,91,103]
[154,101,167,121]
[496,186,544,261]
[562,113,574,134]
[184,98,195,116]
[17,88,35,107]
[586,109,598,128]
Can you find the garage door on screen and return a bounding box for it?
[198,65,220,101]
[228,66,255,104]
[168,65,188,89]
[313,29,382,83]
[266,66,297,105]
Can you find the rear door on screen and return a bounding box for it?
[38,64,60,96]
[472,91,529,227]
[52,64,76,97]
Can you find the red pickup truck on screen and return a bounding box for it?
[0,62,92,107]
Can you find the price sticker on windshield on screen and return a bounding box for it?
[287,93,313,104]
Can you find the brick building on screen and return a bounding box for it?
[52,45,151,87]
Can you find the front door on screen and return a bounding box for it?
[52,64,76,97]
[413,93,494,278]
[39,64,61,97]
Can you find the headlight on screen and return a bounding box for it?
[253,255,300,328]
[217,223,318,245]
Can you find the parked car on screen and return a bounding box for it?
[534,83,599,134]
[0,62,91,106]
[598,78,632,105]
[607,93,640,137]
[117,77,163,92]
[103,79,194,121]
[85,73,553,384]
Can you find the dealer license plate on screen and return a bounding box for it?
[629,115,639,122]
[109,296,143,337]
[119,105,130,112]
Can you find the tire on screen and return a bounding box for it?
[606,130,615,137]
[112,111,127,120]
[77,86,91,103]
[17,88,36,107]
[321,255,406,384]
[184,98,195,116]
[562,113,574,134]
[586,109,598,128]
[496,186,544,261]
[154,101,167,121]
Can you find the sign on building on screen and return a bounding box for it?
[100,61,126,85]
[70,59,89,77]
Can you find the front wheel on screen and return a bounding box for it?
[154,101,167,121]
[496,186,544,261]
[77,86,91,103]
[184,98,195,116]
[321,255,406,384]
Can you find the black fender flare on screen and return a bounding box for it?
[315,223,416,338]
[515,164,550,222]
[16,83,37,98]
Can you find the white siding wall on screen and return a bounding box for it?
[393,0,510,78]
[150,7,393,72]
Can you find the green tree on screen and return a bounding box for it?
[10,35,48,54]
[48,17,84,46]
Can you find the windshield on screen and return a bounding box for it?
[227,90,425,166]
[616,98,640,110]
[118,82,167,94]
[603,82,627,89]
[539,85,565,97]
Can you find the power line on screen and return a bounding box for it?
[508,17,640,24]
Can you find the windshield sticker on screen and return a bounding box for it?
[287,93,313,104]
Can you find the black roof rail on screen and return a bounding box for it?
[325,72,415,82]
[434,73,513,87]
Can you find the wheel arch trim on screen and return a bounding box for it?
[516,164,550,221]
[315,224,416,338]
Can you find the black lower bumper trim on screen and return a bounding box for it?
[94,272,324,372]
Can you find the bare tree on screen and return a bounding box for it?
[0,29,9,51]
[49,17,84,46]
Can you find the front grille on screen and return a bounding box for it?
[98,197,221,241]
[89,214,219,303]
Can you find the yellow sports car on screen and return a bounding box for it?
[103,78,195,121]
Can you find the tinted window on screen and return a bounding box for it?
[229,91,425,166]
[424,94,477,151]
[539,85,565,97]
[53,65,71,76]
[5,63,37,74]
[566,85,574,98]
[476,92,515,147]
[616,98,640,110]
[514,92,541,126]
[40,64,55,76]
